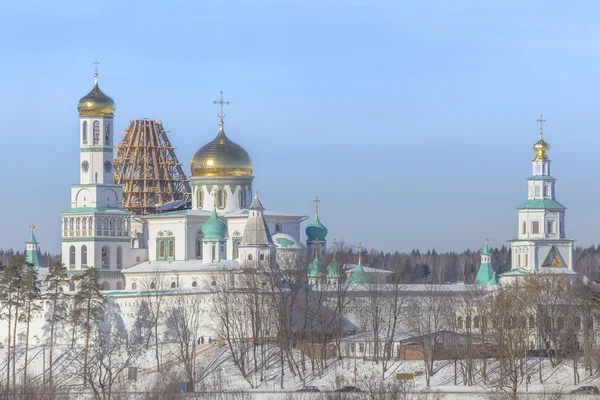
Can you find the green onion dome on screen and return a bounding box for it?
[308,257,321,277]
[201,210,227,239]
[305,215,327,242]
[326,258,341,277]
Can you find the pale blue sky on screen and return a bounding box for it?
[2,0,600,254]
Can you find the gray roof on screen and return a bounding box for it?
[241,195,273,246]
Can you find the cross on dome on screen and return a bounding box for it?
[537,114,546,136]
[93,58,100,74]
[314,196,320,216]
[214,90,230,121]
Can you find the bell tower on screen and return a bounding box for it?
[61,62,130,291]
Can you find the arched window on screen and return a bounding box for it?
[116,282,123,290]
[69,245,76,268]
[168,240,174,258]
[131,282,137,290]
[457,316,463,330]
[68,282,75,292]
[81,245,87,266]
[259,253,265,261]
[239,189,246,208]
[76,217,81,232]
[275,222,282,233]
[197,189,203,209]
[104,122,110,145]
[117,246,123,269]
[211,243,216,262]
[159,241,165,258]
[150,282,156,289]
[82,218,87,232]
[529,316,535,329]
[82,121,88,144]
[473,316,480,329]
[248,254,253,261]
[101,246,110,269]
[171,281,176,288]
[574,316,582,330]
[93,121,100,145]
[465,316,471,330]
[195,230,204,259]
[217,189,225,209]
[192,281,198,287]
[101,281,110,290]
[63,217,68,233]
[233,240,240,259]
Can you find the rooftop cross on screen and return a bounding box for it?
[29,224,35,232]
[214,90,230,121]
[357,242,363,265]
[537,114,546,136]
[314,196,320,216]
[332,238,337,257]
[93,58,100,74]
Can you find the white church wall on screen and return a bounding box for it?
[147,217,187,261]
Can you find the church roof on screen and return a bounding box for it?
[326,258,341,277]
[241,195,273,246]
[474,266,497,285]
[308,257,322,277]
[346,263,370,284]
[517,199,566,210]
[306,214,327,242]
[201,210,227,240]
[527,175,556,181]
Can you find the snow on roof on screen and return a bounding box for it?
[122,259,239,274]
[344,264,394,275]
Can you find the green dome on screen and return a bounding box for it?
[306,215,328,242]
[346,264,370,284]
[308,258,321,277]
[327,258,341,277]
[201,210,227,239]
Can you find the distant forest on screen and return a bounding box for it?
[328,243,600,284]
[2,244,600,284]
[0,249,58,269]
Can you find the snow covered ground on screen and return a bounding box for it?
[5,341,600,399]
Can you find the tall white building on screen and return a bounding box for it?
[61,71,131,290]
[501,119,576,283]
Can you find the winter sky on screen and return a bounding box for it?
[1,0,600,254]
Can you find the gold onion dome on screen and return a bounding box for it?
[77,73,115,117]
[533,134,550,161]
[190,120,253,177]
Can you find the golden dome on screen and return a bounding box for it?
[533,134,550,161]
[190,120,253,177]
[77,73,115,117]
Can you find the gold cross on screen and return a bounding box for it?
[537,115,546,134]
[314,196,320,216]
[29,224,35,232]
[332,238,337,257]
[214,90,230,120]
[93,58,100,74]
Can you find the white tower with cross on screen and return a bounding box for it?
[61,61,130,292]
[502,116,575,284]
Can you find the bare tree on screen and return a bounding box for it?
[164,291,202,392]
[139,269,170,372]
[405,285,452,387]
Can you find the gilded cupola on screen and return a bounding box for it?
[77,73,115,117]
[190,119,253,177]
[533,115,550,161]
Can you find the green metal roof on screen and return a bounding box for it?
[482,240,489,256]
[346,264,370,284]
[498,267,530,277]
[474,263,497,285]
[527,175,556,181]
[326,258,341,277]
[308,257,321,277]
[275,237,294,248]
[517,199,566,210]
[306,215,328,242]
[201,210,227,239]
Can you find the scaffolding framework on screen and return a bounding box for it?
[114,119,191,215]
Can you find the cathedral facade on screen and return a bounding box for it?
[60,72,329,291]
